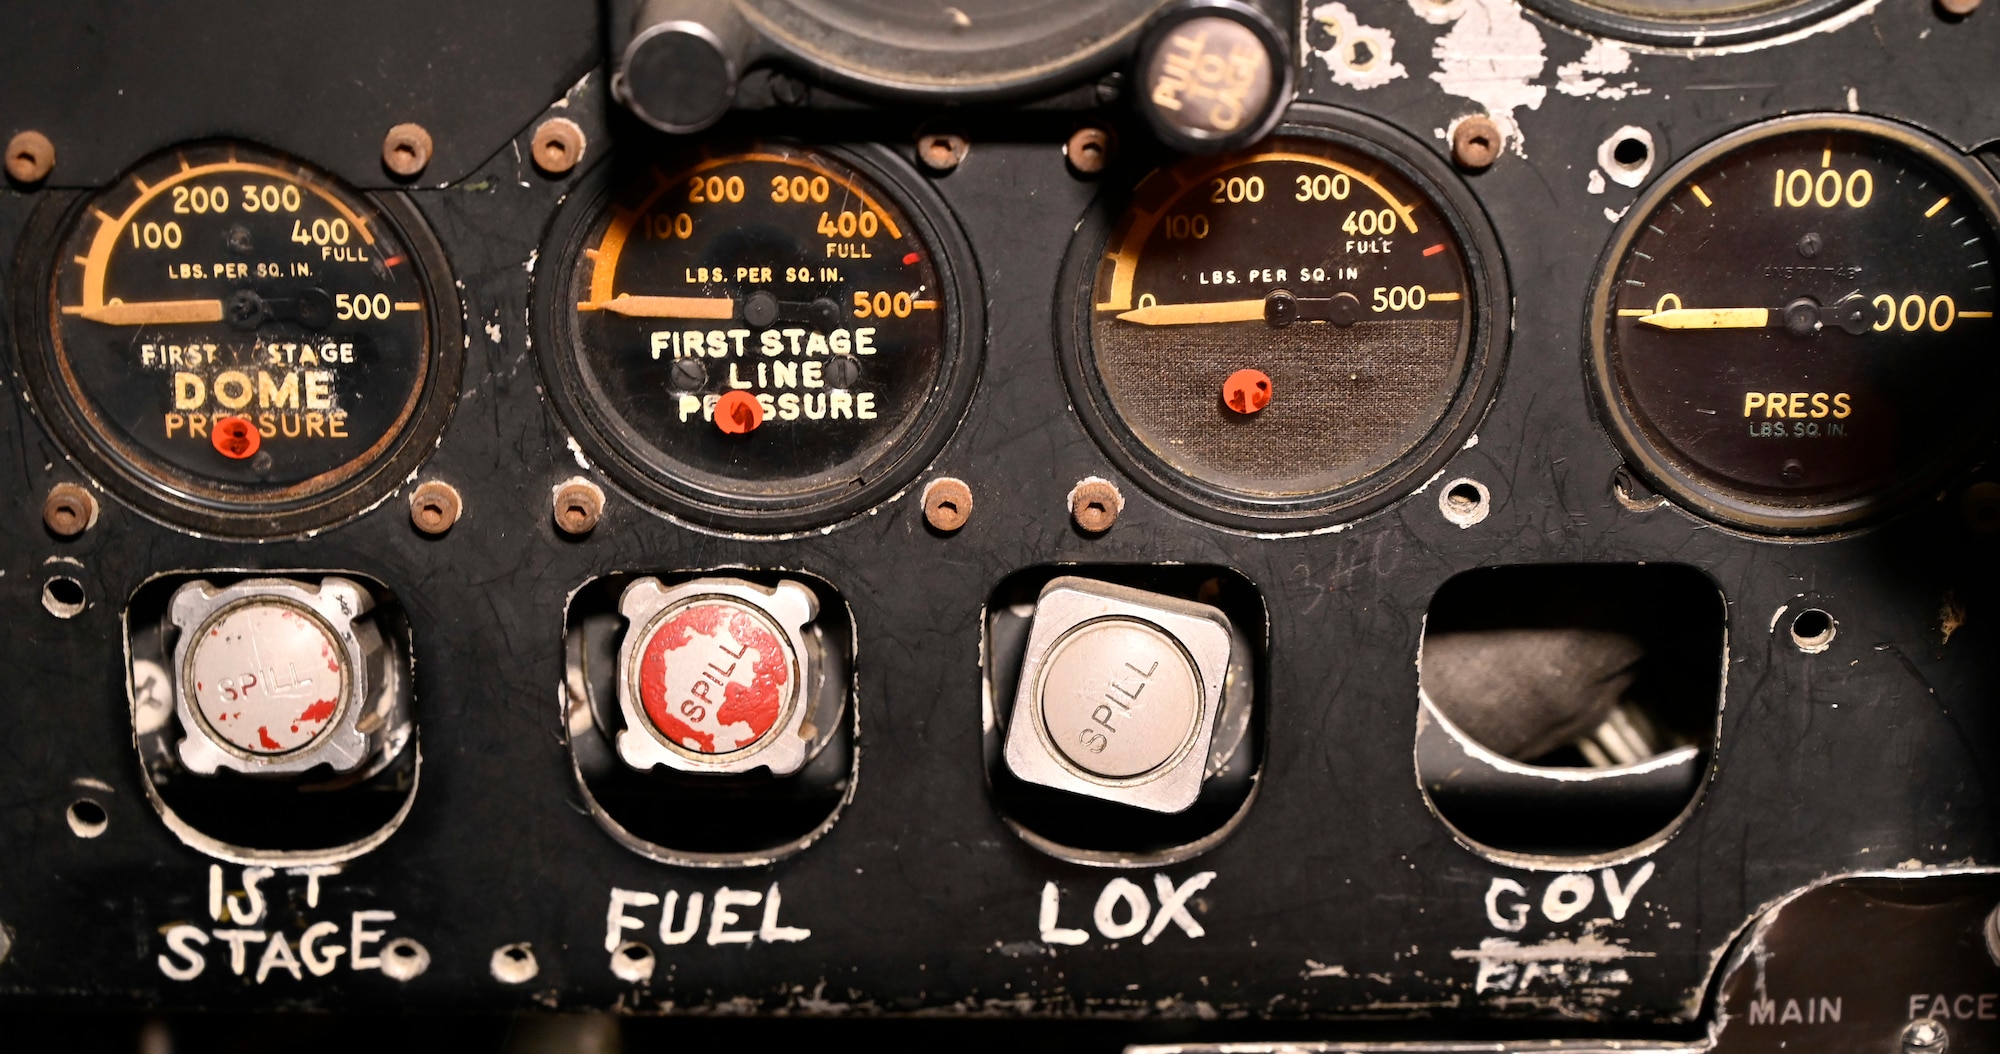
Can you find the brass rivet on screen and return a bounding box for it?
[1065,127,1114,176]
[1069,478,1124,533]
[42,482,97,537]
[922,477,973,532]
[531,117,587,176]
[552,477,605,535]
[1938,0,1980,16]
[382,123,434,178]
[409,479,461,535]
[6,130,54,183]
[916,133,969,173]
[1451,115,1502,171]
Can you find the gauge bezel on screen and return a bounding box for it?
[533,140,985,533]
[9,141,464,538]
[1518,0,1867,49]
[1056,103,1509,532]
[1586,113,2000,535]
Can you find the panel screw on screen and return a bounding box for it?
[409,479,461,535]
[1065,127,1114,176]
[1937,0,1980,16]
[922,477,973,532]
[382,123,434,178]
[917,133,969,174]
[531,117,587,176]
[1451,115,1502,170]
[553,477,606,536]
[42,483,98,537]
[5,130,54,183]
[1903,1017,1949,1053]
[1069,477,1124,533]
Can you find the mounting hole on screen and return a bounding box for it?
[1789,608,1837,653]
[1439,478,1490,527]
[42,576,85,618]
[67,798,108,838]
[490,942,539,984]
[1598,126,1656,188]
[610,940,656,983]
[379,937,431,981]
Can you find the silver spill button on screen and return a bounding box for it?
[1039,619,1200,779]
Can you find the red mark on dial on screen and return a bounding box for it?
[1223,368,1273,414]
[383,254,405,267]
[212,416,260,459]
[715,390,763,434]
[902,252,920,265]
[1422,243,1447,257]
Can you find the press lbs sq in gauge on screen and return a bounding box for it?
[15,140,462,535]
[1590,114,2000,533]
[1060,105,1507,531]
[536,141,982,531]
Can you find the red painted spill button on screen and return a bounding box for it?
[636,600,792,755]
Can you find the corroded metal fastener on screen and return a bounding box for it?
[42,483,97,537]
[382,123,434,178]
[553,477,606,535]
[1452,115,1502,171]
[6,130,55,183]
[1069,477,1124,533]
[922,477,973,532]
[1938,0,1980,16]
[1065,127,1114,176]
[409,479,461,535]
[531,117,587,176]
[917,133,969,173]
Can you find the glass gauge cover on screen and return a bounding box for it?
[19,141,460,535]
[1515,0,1867,48]
[1591,115,2000,533]
[1065,110,1505,529]
[540,141,980,530]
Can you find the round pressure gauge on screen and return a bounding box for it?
[1060,107,1506,530]
[1591,115,2000,533]
[17,140,461,535]
[537,140,981,530]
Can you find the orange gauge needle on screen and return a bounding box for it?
[1636,307,1771,330]
[580,294,736,320]
[65,298,226,325]
[1114,299,1267,326]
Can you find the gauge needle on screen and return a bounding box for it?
[66,299,225,325]
[1636,307,1771,330]
[585,294,736,320]
[1115,300,1267,326]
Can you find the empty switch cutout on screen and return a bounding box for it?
[1416,564,1724,859]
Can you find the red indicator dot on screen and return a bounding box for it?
[902,252,920,265]
[1422,243,1446,257]
[383,254,405,267]
[715,390,764,434]
[211,416,261,459]
[1222,369,1273,415]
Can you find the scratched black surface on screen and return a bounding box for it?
[0,0,1993,1032]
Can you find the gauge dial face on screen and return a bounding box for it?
[41,142,444,523]
[1086,134,1477,510]
[1594,117,2000,531]
[553,142,974,525]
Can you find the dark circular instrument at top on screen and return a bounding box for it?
[1591,115,2000,533]
[1516,0,1868,48]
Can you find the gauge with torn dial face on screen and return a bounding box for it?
[1061,110,1506,530]
[538,140,981,531]
[1590,114,2000,533]
[18,140,460,536]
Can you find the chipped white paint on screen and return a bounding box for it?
[1604,205,1628,223]
[1847,87,1859,111]
[1302,959,1350,977]
[1411,0,1546,154]
[1309,3,1407,90]
[566,435,593,470]
[484,319,503,345]
[1555,38,1644,100]
[1588,169,1607,195]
